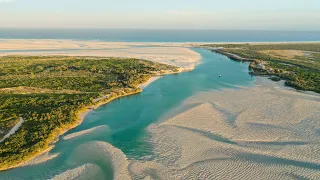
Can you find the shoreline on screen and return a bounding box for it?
[0,40,201,72]
[2,42,319,177]
[0,43,201,171]
[207,48,320,95]
[138,76,162,90]
[1,68,184,171]
[1,90,142,171]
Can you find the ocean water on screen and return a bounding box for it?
[0,48,255,179]
[0,28,320,42]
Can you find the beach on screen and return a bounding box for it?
[0,39,201,71]
[138,76,162,90]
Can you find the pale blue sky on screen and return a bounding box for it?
[1,0,319,30]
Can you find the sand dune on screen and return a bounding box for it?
[0,40,201,71]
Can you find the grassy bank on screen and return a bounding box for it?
[0,55,178,171]
[204,43,320,93]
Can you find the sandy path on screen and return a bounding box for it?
[0,117,24,143]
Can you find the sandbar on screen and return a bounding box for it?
[129,79,320,179]
[63,125,109,140]
[58,78,320,179]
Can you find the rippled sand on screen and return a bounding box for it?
[69,141,131,180]
[130,86,320,179]
[51,163,101,180]
[22,151,59,167]
[48,141,130,179]
[51,83,320,179]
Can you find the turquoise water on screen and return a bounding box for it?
[0,48,255,179]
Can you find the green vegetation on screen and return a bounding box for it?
[0,55,178,170]
[269,76,281,82]
[204,43,320,93]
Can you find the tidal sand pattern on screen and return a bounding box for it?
[138,86,320,179]
[48,85,320,180]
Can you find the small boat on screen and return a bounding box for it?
[219,75,222,77]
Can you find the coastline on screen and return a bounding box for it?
[1,43,318,171]
[138,76,162,90]
[0,40,202,171]
[1,41,319,178]
[209,49,254,62]
[1,68,185,171]
[21,78,320,179]
[0,40,201,72]
[206,47,320,94]
[1,89,142,171]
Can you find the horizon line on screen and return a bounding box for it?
[0,28,320,32]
